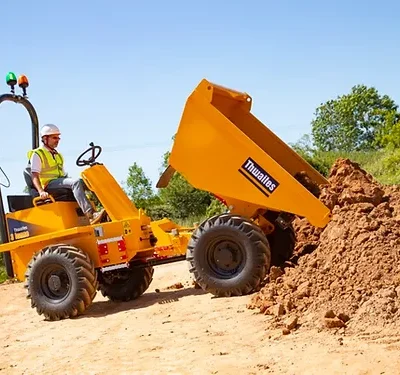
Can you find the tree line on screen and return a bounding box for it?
[123,149,226,225]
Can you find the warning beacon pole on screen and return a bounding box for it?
[0,72,40,277]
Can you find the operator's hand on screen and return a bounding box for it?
[39,191,49,199]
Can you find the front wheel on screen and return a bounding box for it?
[24,244,98,321]
[186,213,271,297]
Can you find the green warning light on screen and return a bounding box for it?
[6,72,17,86]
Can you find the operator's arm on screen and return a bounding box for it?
[31,172,46,194]
[30,153,49,198]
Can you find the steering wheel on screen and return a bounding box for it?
[76,142,102,167]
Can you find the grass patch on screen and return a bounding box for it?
[176,214,207,228]
[0,264,7,284]
[301,148,400,186]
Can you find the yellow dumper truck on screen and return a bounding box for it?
[0,74,331,320]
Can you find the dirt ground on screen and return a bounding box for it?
[1,261,400,375]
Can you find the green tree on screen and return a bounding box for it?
[158,172,212,219]
[124,137,226,222]
[125,162,160,210]
[290,134,315,159]
[375,109,400,149]
[157,150,212,220]
[311,84,399,152]
[290,134,332,177]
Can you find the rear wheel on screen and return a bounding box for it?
[186,213,271,297]
[98,266,154,302]
[24,244,98,321]
[267,224,296,266]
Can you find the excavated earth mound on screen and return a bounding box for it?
[248,158,400,335]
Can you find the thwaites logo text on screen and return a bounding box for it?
[240,157,280,195]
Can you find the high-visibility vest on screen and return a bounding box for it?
[27,147,64,188]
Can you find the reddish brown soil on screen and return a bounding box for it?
[248,158,400,335]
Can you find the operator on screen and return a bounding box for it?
[27,124,104,224]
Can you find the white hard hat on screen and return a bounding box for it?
[40,124,61,138]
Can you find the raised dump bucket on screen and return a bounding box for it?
[160,79,331,228]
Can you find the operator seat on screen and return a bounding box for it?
[6,167,77,213]
[23,166,76,202]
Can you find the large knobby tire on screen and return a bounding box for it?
[24,244,98,321]
[186,213,271,297]
[98,266,154,302]
[267,224,296,266]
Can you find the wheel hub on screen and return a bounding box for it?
[40,266,71,301]
[207,238,245,277]
[215,246,240,270]
[48,275,62,292]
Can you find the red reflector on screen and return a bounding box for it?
[97,243,108,255]
[117,240,126,252]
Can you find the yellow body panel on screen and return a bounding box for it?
[0,164,192,282]
[166,79,332,228]
[81,164,140,221]
[0,205,157,281]
[150,218,193,257]
[6,201,88,239]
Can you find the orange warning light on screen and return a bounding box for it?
[18,75,29,88]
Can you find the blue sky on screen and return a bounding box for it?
[1,0,400,203]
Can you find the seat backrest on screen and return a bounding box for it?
[23,166,40,198]
[23,166,76,202]
[23,166,34,190]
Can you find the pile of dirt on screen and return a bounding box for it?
[248,158,400,334]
